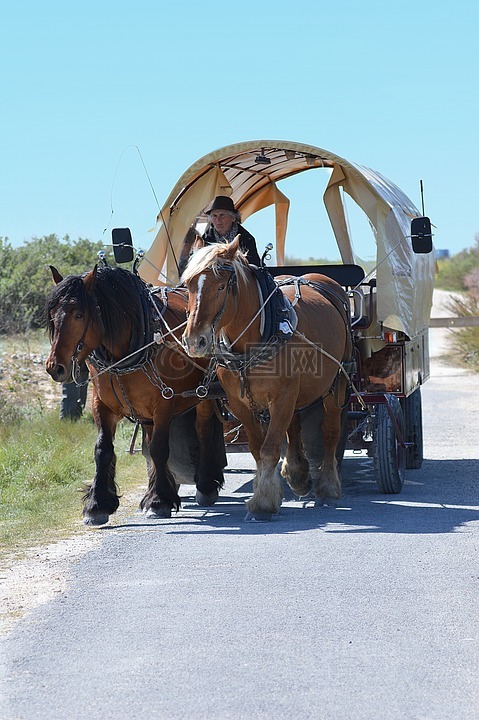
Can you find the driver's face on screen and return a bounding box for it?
[210,211,234,235]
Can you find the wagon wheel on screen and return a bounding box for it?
[401,387,423,469]
[373,394,405,494]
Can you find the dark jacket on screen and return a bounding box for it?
[202,223,261,266]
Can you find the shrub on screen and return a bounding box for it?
[0,235,103,335]
[435,235,479,292]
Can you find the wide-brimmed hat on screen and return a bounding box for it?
[206,196,236,214]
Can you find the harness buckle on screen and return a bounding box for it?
[161,386,174,399]
[195,385,209,399]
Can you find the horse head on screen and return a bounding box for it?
[181,236,252,357]
[45,265,105,383]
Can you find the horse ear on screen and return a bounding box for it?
[224,234,241,260]
[192,235,205,252]
[82,265,98,290]
[50,266,63,284]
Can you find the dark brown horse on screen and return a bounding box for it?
[45,264,226,525]
[181,236,352,520]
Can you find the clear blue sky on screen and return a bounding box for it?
[1,0,478,261]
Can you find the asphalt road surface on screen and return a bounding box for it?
[1,342,478,720]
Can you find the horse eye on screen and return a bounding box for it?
[218,284,226,292]
[75,312,84,319]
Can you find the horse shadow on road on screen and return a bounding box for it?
[104,456,479,538]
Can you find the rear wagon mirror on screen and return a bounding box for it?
[411,217,433,254]
[112,228,135,263]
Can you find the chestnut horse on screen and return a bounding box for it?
[181,237,353,520]
[45,264,226,525]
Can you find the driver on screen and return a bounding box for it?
[202,196,261,266]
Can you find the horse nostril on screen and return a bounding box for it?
[198,336,207,350]
[47,363,67,383]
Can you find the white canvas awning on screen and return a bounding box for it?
[139,140,435,338]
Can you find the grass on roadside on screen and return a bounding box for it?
[445,293,479,371]
[0,411,148,558]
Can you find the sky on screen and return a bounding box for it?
[1,0,478,263]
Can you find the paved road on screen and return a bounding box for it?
[1,343,479,720]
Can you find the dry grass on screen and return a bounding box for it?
[445,294,479,371]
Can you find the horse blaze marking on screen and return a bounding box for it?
[195,274,207,313]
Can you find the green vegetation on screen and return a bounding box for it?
[0,234,103,334]
[0,235,146,559]
[283,254,337,266]
[0,231,478,558]
[435,235,479,371]
[435,235,479,292]
[443,292,479,371]
[0,410,147,557]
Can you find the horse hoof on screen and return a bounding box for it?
[195,489,219,507]
[314,499,338,508]
[244,511,273,522]
[144,506,172,519]
[83,513,109,526]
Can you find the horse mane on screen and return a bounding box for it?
[181,241,249,285]
[45,266,146,345]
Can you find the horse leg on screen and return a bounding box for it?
[221,391,263,462]
[140,419,181,519]
[141,423,153,474]
[83,402,121,526]
[245,398,296,521]
[194,401,227,506]
[220,391,265,498]
[142,421,178,492]
[296,402,325,495]
[280,413,312,497]
[313,392,343,504]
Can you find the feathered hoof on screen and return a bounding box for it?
[288,481,313,499]
[244,510,274,522]
[83,512,110,526]
[314,498,339,508]
[144,505,172,519]
[196,489,219,507]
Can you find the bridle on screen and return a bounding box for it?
[66,312,92,383]
[69,305,102,383]
[205,263,238,335]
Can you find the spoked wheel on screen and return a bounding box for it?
[373,394,405,494]
[401,387,423,469]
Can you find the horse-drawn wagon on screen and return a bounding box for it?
[138,140,435,502]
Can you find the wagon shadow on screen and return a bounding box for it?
[105,457,479,537]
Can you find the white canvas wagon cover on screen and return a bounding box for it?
[139,140,435,339]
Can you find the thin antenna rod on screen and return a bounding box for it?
[420,179,425,216]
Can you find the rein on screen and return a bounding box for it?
[198,263,289,368]
[279,276,366,409]
[191,263,365,415]
[221,280,280,350]
[70,281,213,400]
